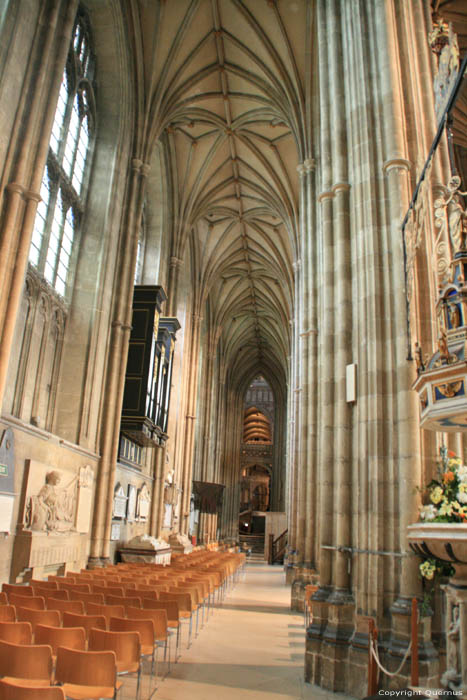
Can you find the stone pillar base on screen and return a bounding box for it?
[373,596,439,690]
[305,587,355,692]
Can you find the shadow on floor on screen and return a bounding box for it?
[168,661,306,694]
[220,602,292,615]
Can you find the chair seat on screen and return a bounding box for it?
[116,659,140,674]
[2,677,50,688]
[60,680,122,699]
[141,643,154,656]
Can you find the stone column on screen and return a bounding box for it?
[178,312,203,535]
[89,159,149,565]
[150,445,166,537]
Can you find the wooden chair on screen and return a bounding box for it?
[89,627,142,699]
[0,594,8,606]
[15,608,60,634]
[34,624,86,660]
[8,594,45,611]
[109,616,158,684]
[68,590,105,606]
[62,611,106,639]
[1,584,33,599]
[160,591,193,648]
[126,606,172,672]
[46,598,84,616]
[0,679,65,699]
[106,594,142,608]
[0,607,15,623]
[55,646,119,699]
[86,602,125,627]
[175,582,202,634]
[0,621,32,645]
[0,639,53,686]
[142,599,181,658]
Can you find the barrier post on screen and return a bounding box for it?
[367,619,379,696]
[411,597,419,687]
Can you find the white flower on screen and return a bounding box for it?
[456,488,467,504]
[456,465,467,483]
[420,504,437,521]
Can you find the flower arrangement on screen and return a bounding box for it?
[417,446,466,584]
[419,446,467,524]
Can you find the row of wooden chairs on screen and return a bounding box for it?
[0,639,123,699]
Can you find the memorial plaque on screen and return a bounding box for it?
[113,484,127,519]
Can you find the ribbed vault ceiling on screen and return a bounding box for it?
[130,0,312,387]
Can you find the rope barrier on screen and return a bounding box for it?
[370,638,412,678]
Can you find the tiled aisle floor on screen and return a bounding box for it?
[153,561,357,700]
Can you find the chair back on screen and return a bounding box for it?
[55,646,117,689]
[106,594,142,608]
[8,594,45,610]
[142,599,179,623]
[86,602,125,625]
[92,584,124,596]
[15,607,60,633]
[160,591,191,613]
[117,577,138,586]
[37,589,69,602]
[88,627,141,668]
[62,611,106,638]
[0,639,52,682]
[46,598,84,616]
[57,582,91,594]
[0,621,32,645]
[34,624,86,656]
[175,584,200,605]
[0,679,65,699]
[0,593,8,606]
[1,584,33,598]
[68,591,105,606]
[0,606,15,622]
[109,616,155,648]
[126,606,168,640]
[29,580,57,590]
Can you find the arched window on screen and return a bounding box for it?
[29,8,96,298]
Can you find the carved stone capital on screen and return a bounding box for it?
[382,158,411,175]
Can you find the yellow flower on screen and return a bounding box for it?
[420,561,436,580]
[430,486,443,504]
[439,499,453,517]
[448,457,462,467]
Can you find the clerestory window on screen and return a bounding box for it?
[29,8,96,298]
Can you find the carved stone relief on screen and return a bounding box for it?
[24,462,77,533]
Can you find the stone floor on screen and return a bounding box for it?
[129,561,357,700]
